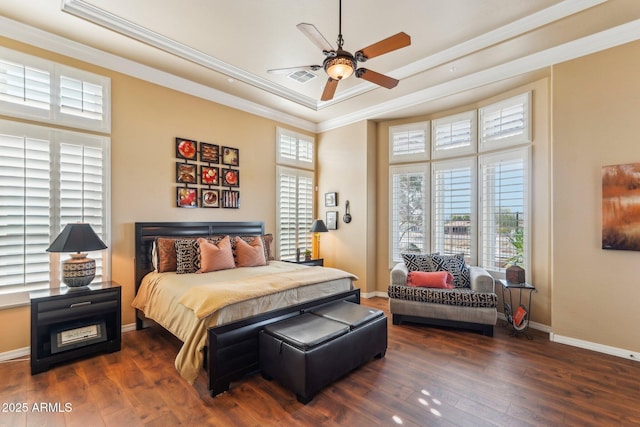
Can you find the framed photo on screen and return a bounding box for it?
[176,162,196,184]
[325,192,338,207]
[222,146,240,166]
[200,166,219,186]
[221,190,240,208]
[177,187,197,208]
[200,142,219,163]
[176,137,197,160]
[201,189,220,208]
[326,211,338,230]
[222,168,240,187]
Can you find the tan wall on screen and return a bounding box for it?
[0,37,312,353]
[317,121,377,294]
[374,79,552,326]
[552,40,640,352]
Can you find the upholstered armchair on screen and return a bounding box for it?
[388,258,498,336]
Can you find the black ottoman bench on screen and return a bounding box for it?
[259,301,387,403]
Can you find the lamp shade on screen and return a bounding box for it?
[47,223,107,287]
[47,223,107,253]
[310,219,328,233]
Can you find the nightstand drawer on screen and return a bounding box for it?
[37,290,119,313]
[38,300,118,324]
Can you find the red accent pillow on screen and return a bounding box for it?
[407,271,455,289]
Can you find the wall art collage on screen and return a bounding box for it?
[175,137,240,209]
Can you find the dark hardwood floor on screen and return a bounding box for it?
[2,297,639,426]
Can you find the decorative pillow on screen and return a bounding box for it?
[175,239,200,274]
[407,271,455,289]
[234,236,267,267]
[197,236,236,273]
[430,253,470,288]
[402,252,439,272]
[156,237,181,273]
[261,234,274,260]
[230,235,270,263]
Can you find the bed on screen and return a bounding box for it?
[133,221,360,396]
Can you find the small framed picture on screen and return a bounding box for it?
[222,190,240,208]
[222,146,240,166]
[222,168,240,187]
[176,137,197,160]
[326,211,338,230]
[201,189,220,208]
[200,166,219,186]
[177,187,197,208]
[200,142,219,163]
[176,162,196,184]
[325,192,338,207]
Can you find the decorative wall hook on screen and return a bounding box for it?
[343,200,352,223]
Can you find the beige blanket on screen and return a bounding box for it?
[179,266,357,319]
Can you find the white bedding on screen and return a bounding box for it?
[131,261,356,383]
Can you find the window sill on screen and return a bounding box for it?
[0,290,31,310]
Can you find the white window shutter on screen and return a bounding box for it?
[276,166,314,260]
[432,111,476,159]
[389,122,430,163]
[479,92,531,151]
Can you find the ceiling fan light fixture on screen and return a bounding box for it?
[324,55,355,80]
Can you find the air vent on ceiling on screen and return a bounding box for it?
[287,70,317,84]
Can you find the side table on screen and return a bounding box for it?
[30,281,121,374]
[283,258,324,266]
[498,279,536,339]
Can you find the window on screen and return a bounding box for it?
[276,166,314,260]
[389,122,429,163]
[389,92,531,274]
[480,148,529,271]
[0,120,110,292]
[276,127,314,169]
[389,164,429,262]
[432,111,476,159]
[431,159,476,264]
[0,47,111,133]
[275,127,315,260]
[479,92,530,151]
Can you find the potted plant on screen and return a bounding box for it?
[304,249,312,261]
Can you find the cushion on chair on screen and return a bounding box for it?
[402,252,438,272]
[430,254,471,288]
[406,271,454,289]
[388,284,497,308]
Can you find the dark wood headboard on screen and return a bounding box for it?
[134,221,265,292]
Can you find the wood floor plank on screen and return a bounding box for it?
[2,297,640,427]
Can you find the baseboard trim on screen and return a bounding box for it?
[550,333,640,362]
[0,322,137,362]
[361,291,389,299]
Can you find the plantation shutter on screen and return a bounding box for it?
[0,58,50,113]
[479,92,531,151]
[276,166,314,260]
[432,159,476,263]
[276,127,314,169]
[0,131,52,289]
[389,164,429,263]
[389,122,429,163]
[479,148,529,272]
[60,76,104,121]
[432,111,476,159]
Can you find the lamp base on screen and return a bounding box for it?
[62,253,96,287]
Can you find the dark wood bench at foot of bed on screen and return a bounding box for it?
[134,221,360,397]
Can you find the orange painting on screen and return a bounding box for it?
[602,163,640,251]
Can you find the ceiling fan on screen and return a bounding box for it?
[268,0,411,101]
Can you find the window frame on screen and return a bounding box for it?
[275,165,314,260]
[479,92,531,152]
[431,110,477,159]
[275,126,315,170]
[0,47,111,133]
[389,121,430,164]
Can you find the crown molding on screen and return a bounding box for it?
[0,15,318,133]
[317,19,640,132]
[62,0,604,112]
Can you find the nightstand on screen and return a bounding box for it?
[284,258,324,266]
[30,281,121,374]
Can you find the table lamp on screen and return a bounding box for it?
[309,219,328,259]
[46,223,107,287]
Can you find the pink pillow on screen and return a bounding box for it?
[235,236,267,267]
[407,271,455,289]
[196,236,235,273]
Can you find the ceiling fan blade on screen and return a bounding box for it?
[356,68,399,89]
[355,32,411,62]
[321,78,339,101]
[297,23,334,53]
[267,65,322,75]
